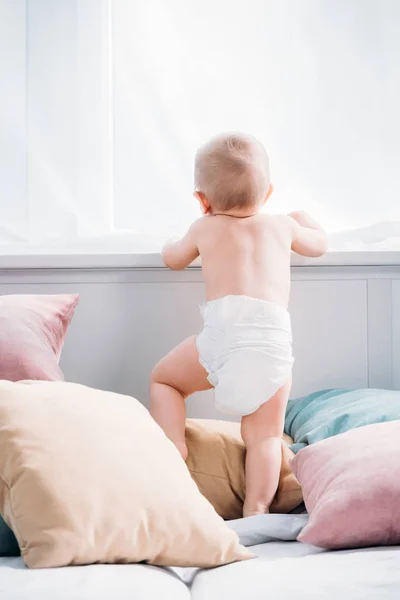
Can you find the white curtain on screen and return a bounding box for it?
[0,0,113,250]
[0,0,399,252]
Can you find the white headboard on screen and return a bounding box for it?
[0,254,398,421]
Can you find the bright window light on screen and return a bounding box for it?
[0,0,399,252]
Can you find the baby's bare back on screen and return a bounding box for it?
[195,214,292,307]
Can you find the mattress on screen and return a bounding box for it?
[0,558,191,600]
[1,515,399,600]
[191,542,400,599]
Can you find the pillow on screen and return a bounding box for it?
[285,388,400,453]
[0,294,79,381]
[292,420,400,549]
[0,515,19,557]
[186,419,303,520]
[0,380,251,569]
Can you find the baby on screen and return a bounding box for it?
[150,133,328,517]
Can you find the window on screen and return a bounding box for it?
[0,0,399,252]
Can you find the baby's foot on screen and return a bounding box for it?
[243,503,270,518]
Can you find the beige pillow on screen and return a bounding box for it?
[0,381,251,569]
[186,419,303,520]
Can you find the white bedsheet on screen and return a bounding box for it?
[191,542,400,600]
[1,513,399,600]
[2,544,400,600]
[0,558,190,600]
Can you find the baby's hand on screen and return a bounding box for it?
[161,220,201,270]
[289,211,328,257]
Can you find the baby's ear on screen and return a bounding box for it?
[265,183,274,203]
[194,191,211,215]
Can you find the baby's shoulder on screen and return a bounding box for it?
[189,216,209,234]
[255,214,294,242]
[256,213,292,229]
[187,216,213,243]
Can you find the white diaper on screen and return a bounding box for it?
[196,295,293,416]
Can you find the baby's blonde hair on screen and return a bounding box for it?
[194,132,270,213]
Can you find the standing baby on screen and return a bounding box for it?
[150,132,328,517]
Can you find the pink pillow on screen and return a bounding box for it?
[0,294,79,381]
[292,420,400,549]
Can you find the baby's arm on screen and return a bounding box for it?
[288,211,328,257]
[161,220,201,270]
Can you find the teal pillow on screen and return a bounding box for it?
[0,515,20,556]
[285,388,400,453]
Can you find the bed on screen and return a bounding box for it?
[2,515,399,599]
[0,279,399,598]
[190,544,400,600]
[2,541,399,599]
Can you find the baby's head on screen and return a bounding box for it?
[194,132,272,216]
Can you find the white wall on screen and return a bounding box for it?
[0,263,398,421]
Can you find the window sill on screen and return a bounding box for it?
[1,251,400,270]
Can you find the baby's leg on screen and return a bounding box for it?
[241,378,291,517]
[150,335,212,461]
